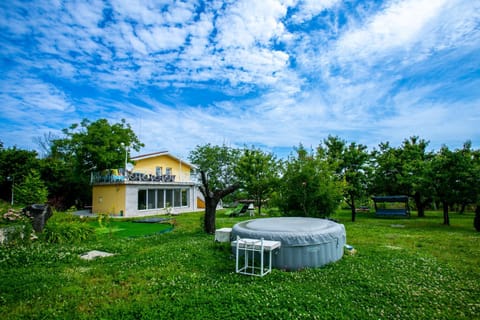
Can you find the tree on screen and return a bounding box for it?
[320,136,371,222]
[430,143,480,225]
[52,118,143,172]
[396,137,433,217]
[0,145,40,204]
[370,137,433,217]
[278,145,342,217]
[13,169,48,206]
[475,206,480,232]
[370,142,403,196]
[38,155,77,210]
[430,145,462,225]
[454,141,480,213]
[234,147,280,215]
[50,118,143,208]
[189,144,241,233]
[34,132,59,158]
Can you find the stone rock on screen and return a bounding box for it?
[80,250,115,260]
[22,204,53,233]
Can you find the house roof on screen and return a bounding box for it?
[131,151,196,168]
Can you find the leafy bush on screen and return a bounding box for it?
[12,169,48,206]
[43,220,95,244]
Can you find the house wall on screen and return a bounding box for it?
[124,183,198,217]
[92,184,126,215]
[132,155,192,182]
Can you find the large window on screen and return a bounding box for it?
[138,190,147,210]
[174,189,181,207]
[137,188,190,210]
[165,189,173,208]
[181,189,189,206]
[157,189,164,208]
[148,190,156,209]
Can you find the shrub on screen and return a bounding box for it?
[43,220,95,244]
[13,169,48,206]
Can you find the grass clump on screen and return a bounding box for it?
[42,212,95,244]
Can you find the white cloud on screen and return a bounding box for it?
[0,76,73,113]
[290,0,340,23]
[214,0,288,48]
[138,26,187,51]
[328,0,479,75]
[1,0,479,156]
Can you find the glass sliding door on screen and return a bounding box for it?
[157,189,165,208]
[165,189,173,208]
[181,189,189,207]
[147,189,156,209]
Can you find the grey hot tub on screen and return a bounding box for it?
[232,217,346,271]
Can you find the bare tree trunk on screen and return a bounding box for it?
[199,170,240,234]
[442,201,450,226]
[350,194,356,222]
[414,192,425,218]
[204,197,219,234]
[257,196,262,216]
[459,202,466,214]
[474,205,480,232]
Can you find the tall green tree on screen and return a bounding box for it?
[428,142,480,225]
[454,141,480,213]
[431,146,457,225]
[321,136,371,222]
[370,137,433,217]
[279,145,342,217]
[370,141,402,196]
[189,144,241,233]
[52,118,143,172]
[397,137,433,217]
[234,147,280,215]
[38,155,76,210]
[50,118,143,207]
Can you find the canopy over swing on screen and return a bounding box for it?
[372,195,410,217]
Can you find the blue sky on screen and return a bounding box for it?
[1,0,479,159]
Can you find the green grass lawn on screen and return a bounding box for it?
[0,209,479,319]
[88,220,174,238]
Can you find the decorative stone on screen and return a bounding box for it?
[22,204,53,233]
[80,250,115,260]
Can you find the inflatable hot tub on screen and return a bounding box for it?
[232,217,346,271]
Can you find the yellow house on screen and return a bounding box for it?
[91,151,202,217]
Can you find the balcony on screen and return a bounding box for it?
[91,169,179,184]
[128,172,176,182]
